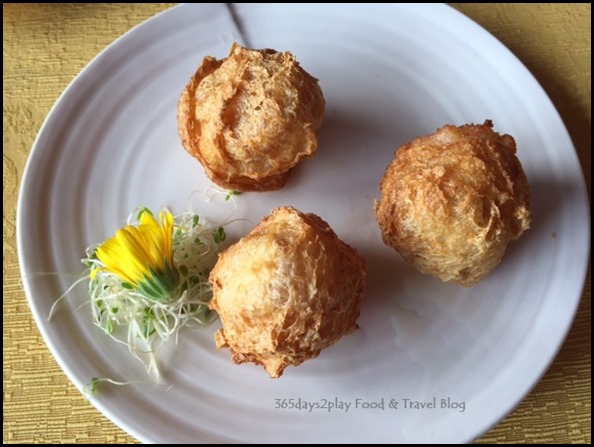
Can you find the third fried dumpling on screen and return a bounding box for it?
[374,120,530,286]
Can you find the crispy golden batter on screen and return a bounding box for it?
[209,207,365,378]
[374,121,530,287]
[178,43,325,191]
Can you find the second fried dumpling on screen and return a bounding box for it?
[209,206,366,378]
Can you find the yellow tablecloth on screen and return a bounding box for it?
[3,4,590,444]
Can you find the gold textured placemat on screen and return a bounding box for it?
[3,3,590,444]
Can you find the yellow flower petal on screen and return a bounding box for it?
[136,224,165,267]
[159,211,174,264]
[96,230,148,285]
[93,210,178,299]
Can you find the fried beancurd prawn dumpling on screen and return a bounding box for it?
[374,121,530,287]
[209,206,366,378]
[177,43,325,192]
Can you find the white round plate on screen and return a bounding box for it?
[17,4,590,443]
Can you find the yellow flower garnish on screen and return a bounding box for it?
[47,204,232,379]
[92,210,179,301]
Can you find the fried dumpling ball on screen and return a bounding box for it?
[374,120,530,287]
[209,206,366,378]
[177,43,325,192]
